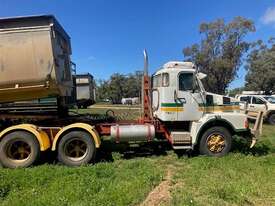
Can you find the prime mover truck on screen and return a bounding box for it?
[0,15,263,168]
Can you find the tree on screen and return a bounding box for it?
[183,17,255,94]
[106,73,126,104]
[96,71,143,104]
[227,87,245,97]
[123,71,143,98]
[96,79,109,101]
[245,38,275,92]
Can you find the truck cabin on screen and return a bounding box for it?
[152,61,206,122]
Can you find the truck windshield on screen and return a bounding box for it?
[263,96,275,104]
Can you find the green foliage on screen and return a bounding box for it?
[227,87,244,97]
[245,38,275,92]
[183,17,255,94]
[96,71,142,104]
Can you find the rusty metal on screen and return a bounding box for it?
[7,140,31,160]
[0,15,73,104]
[140,50,153,123]
[64,138,88,160]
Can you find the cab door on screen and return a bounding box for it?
[176,72,203,121]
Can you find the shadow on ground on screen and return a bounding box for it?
[95,142,173,163]
[34,137,272,167]
[231,137,271,156]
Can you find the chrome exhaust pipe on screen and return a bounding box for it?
[143,49,148,75]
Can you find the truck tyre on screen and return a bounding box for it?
[0,131,40,168]
[199,126,232,157]
[57,131,96,166]
[268,113,275,125]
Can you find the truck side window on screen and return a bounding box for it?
[179,73,193,91]
[162,73,169,87]
[153,74,161,88]
[252,97,265,104]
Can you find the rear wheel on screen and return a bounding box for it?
[268,113,275,125]
[0,131,40,168]
[57,131,96,166]
[199,126,232,157]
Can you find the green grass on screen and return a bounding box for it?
[169,124,275,206]
[0,158,164,206]
[0,106,275,206]
[171,154,275,206]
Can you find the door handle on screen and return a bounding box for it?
[178,98,186,104]
[250,105,255,108]
[174,90,186,104]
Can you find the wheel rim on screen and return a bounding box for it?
[64,138,88,161]
[206,133,226,153]
[6,140,31,161]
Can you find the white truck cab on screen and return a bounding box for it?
[152,62,204,121]
[236,94,275,125]
[152,61,243,122]
[151,61,257,154]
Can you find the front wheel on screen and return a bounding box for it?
[57,131,96,166]
[199,126,232,157]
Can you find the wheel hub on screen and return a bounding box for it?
[7,140,31,160]
[207,134,225,153]
[64,139,88,160]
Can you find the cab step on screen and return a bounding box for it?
[172,145,192,150]
[171,131,192,150]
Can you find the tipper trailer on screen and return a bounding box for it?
[0,15,74,106]
[0,15,263,168]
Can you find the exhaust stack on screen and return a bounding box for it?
[143,49,148,75]
[141,49,152,122]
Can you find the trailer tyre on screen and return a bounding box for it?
[268,113,275,125]
[199,126,232,157]
[0,131,40,168]
[58,131,96,166]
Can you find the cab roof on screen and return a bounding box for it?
[154,61,196,75]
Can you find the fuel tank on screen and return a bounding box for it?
[110,124,155,142]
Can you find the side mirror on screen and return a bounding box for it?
[197,72,207,80]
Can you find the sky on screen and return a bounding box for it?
[1,0,275,88]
